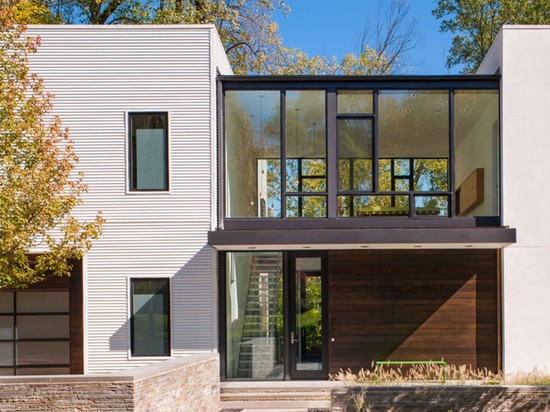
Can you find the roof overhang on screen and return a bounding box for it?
[208,227,516,251]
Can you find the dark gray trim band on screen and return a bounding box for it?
[208,227,516,249]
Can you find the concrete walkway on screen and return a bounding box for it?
[219,380,341,411]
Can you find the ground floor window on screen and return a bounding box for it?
[0,290,70,375]
[130,278,171,357]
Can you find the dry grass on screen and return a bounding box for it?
[330,362,507,386]
[332,362,550,386]
[506,368,550,386]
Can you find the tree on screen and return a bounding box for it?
[155,0,289,74]
[25,0,419,75]
[352,0,421,74]
[12,0,59,23]
[26,0,289,74]
[271,0,420,75]
[32,0,152,24]
[0,2,104,288]
[433,0,550,73]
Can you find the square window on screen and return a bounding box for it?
[129,113,168,191]
[130,279,170,357]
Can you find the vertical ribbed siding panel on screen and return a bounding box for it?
[27,25,225,373]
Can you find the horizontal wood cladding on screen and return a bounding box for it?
[328,249,499,373]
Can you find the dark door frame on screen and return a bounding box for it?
[285,250,329,380]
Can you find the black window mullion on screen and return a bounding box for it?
[281,90,287,218]
[326,90,338,219]
[449,90,456,217]
[297,159,303,216]
[373,90,379,193]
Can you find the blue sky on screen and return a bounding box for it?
[275,0,461,75]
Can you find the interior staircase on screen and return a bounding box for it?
[236,253,283,379]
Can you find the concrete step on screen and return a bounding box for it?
[222,389,330,402]
[219,381,337,411]
[220,400,328,411]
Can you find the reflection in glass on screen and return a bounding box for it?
[285,91,326,218]
[344,195,409,217]
[286,195,327,218]
[379,90,449,158]
[338,119,373,191]
[337,90,373,114]
[378,91,449,204]
[129,113,168,191]
[415,195,449,216]
[454,90,499,216]
[226,252,283,380]
[257,159,281,217]
[286,91,326,159]
[379,158,448,193]
[131,279,170,357]
[225,91,281,218]
[286,159,326,193]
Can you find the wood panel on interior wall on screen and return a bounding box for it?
[328,249,499,374]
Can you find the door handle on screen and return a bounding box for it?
[290,331,296,344]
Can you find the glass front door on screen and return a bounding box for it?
[289,253,327,379]
[223,251,327,380]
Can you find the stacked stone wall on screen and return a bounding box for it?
[0,353,219,412]
[332,385,550,411]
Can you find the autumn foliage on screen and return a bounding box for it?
[0,1,103,288]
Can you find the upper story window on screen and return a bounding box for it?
[339,90,450,217]
[222,81,499,221]
[129,113,168,191]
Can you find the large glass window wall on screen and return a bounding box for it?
[223,84,499,221]
[225,252,284,379]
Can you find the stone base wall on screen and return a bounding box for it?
[133,354,219,412]
[0,353,219,412]
[332,385,550,412]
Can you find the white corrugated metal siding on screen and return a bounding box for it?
[26,25,231,373]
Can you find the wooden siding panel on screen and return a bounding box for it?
[328,249,499,374]
[26,26,227,373]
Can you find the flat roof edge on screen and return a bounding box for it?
[208,227,516,250]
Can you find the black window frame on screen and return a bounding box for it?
[218,76,502,229]
[130,278,171,357]
[128,112,169,192]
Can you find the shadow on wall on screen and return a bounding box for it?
[109,245,217,354]
[328,249,499,373]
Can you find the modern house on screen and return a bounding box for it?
[2,24,549,380]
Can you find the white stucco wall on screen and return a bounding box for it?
[479,26,550,373]
[27,25,232,373]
